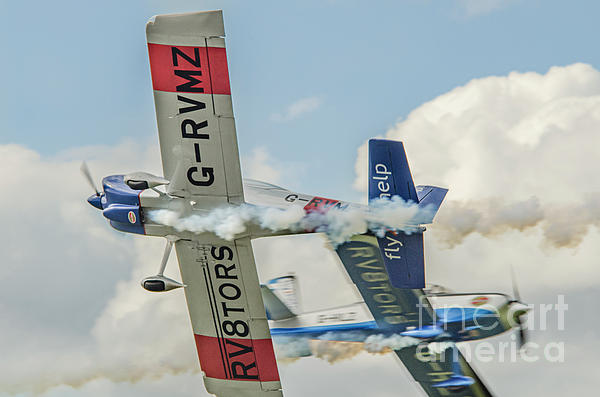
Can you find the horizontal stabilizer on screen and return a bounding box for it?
[377,231,425,289]
[267,275,300,313]
[416,185,448,224]
[261,285,297,321]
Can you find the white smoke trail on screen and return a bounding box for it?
[432,197,544,247]
[273,336,313,362]
[149,197,434,246]
[273,334,422,364]
[433,193,600,248]
[150,193,600,248]
[149,205,306,240]
[308,340,366,363]
[363,334,421,353]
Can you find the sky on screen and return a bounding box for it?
[1,1,599,396]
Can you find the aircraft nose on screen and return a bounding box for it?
[510,302,531,313]
[87,194,103,210]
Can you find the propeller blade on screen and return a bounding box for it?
[508,265,530,352]
[519,326,526,345]
[510,264,521,302]
[81,162,100,196]
[517,321,529,353]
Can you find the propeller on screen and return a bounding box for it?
[510,264,521,302]
[508,264,530,350]
[81,161,100,196]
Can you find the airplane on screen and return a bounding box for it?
[262,255,530,396]
[81,9,498,397]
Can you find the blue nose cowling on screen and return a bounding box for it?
[87,194,103,210]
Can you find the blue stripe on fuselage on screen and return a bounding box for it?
[435,308,496,324]
[269,309,497,339]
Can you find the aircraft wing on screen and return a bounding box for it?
[147,11,243,203]
[394,344,493,397]
[335,234,435,331]
[174,236,283,396]
[147,11,281,396]
[368,139,424,288]
[335,234,493,396]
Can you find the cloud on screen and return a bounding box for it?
[3,64,600,397]
[354,63,600,249]
[242,146,282,183]
[241,146,307,190]
[0,142,201,394]
[270,96,323,122]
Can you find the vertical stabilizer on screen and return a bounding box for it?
[368,139,418,203]
[267,275,301,314]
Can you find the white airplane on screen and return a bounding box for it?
[82,10,528,397]
[262,259,530,396]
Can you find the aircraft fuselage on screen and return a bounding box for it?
[89,174,364,240]
[267,298,515,344]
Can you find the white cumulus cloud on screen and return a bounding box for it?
[354,63,600,250]
[242,146,282,183]
[270,96,323,122]
[2,64,600,397]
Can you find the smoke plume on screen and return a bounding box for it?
[149,197,434,246]
[273,334,421,364]
[432,193,600,248]
[149,192,600,249]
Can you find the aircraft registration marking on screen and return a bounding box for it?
[317,312,357,324]
[303,196,349,213]
[193,244,279,382]
[148,43,232,188]
[148,43,230,94]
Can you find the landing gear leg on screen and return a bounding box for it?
[141,235,185,292]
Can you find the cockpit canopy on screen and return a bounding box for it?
[424,284,454,295]
[242,179,288,191]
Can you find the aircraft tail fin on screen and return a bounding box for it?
[261,275,300,320]
[368,139,418,203]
